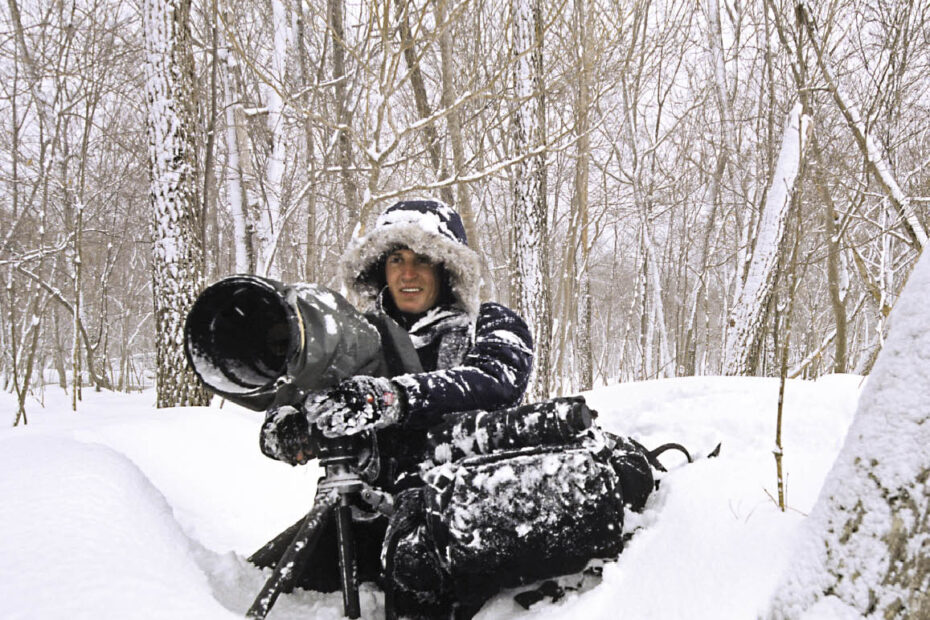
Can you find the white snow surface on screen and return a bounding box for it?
[1,374,863,619]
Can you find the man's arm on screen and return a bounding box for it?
[263,304,532,451]
[392,302,534,428]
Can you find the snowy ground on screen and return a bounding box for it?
[0,374,863,619]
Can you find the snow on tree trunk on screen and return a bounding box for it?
[220,38,252,274]
[143,0,209,407]
[510,0,551,402]
[255,0,290,278]
[724,103,809,376]
[768,248,930,619]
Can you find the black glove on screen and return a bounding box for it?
[306,376,404,438]
[260,405,315,465]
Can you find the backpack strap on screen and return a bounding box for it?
[637,441,692,472]
[629,438,722,472]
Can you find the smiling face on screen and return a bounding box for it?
[384,248,441,314]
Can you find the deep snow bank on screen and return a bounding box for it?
[0,374,863,619]
[0,436,236,619]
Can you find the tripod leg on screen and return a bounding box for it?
[247,490,340,619]
[335,496,360,619]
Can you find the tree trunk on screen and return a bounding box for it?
[202,0,220,281]
[769,241,930,619]
[436,0,479,252]
[510,0,550,401]
[255,0,290,278]
[329,0,360,226]
[573,0,593,390]
[143,0,210,408]
[436,0,485,297]
[221,29,254,274]
[814,139,849,373]
[296,0,322,282]
[724,103,809,376]
[396,0,453,206]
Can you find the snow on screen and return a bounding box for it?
[0,374,863,619]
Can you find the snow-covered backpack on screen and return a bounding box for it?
[381,396,676,618]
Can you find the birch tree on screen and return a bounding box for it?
[143,0,210,407]
[510,0,551,401]
[254,0,291,278]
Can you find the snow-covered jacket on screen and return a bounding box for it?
[385,298,533,428]
[339,200,533,486]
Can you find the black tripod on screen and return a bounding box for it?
[246,435,392,619]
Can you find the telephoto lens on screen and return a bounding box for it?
[184,275,384,411]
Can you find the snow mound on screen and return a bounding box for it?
[0,436,236,619]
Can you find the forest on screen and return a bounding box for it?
[2,0,928,417]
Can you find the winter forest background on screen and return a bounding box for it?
[3,0,930,618]
[3,0,929,414]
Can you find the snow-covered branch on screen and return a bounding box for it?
[797,2,927,249]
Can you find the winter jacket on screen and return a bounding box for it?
[386,299,533,429]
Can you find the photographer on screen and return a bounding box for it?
[254,200,537,615]
[184,198,660,619]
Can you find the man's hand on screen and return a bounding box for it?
[307,376,404,438]
[260,405,315,465]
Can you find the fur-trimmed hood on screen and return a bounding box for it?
[340,200,481,315]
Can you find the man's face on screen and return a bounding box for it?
[385,248,441,314]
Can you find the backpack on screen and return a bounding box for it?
[382,396,686,619]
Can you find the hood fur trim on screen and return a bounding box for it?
[341,220,481,316]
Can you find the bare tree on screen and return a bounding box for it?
[724,103,810,376]
[510,0,551,401]
[2,0,929,404]
[798,1,927,250]
[143,0,210,407]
